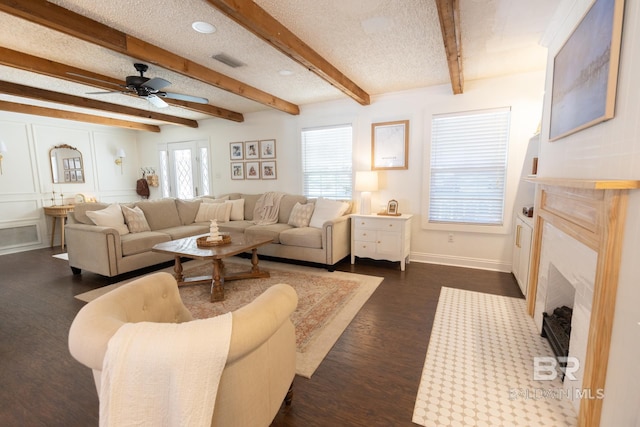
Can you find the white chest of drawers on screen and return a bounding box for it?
[350,214,412,271]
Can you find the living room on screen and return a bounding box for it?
[1,0,639,426]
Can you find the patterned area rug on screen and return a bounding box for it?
[75,258,382,378]
[412,287,577,427]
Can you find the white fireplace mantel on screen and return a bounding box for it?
[525,177,640,427]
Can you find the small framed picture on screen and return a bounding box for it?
[230,162,244,180]
[64,171,71,182]
[63,159,69,170]
[70,170,77,182]
[245,161,260,179]
[261,161,277,180]
[386,199,399,215]
[244,141,259,159]
[76,169,84,182]
[74,158,82,169]
[230,142,243,160]
[260,139,276,159]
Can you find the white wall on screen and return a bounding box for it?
[138,71,545,273]
[539,0,640,424]
[0,112,140,254]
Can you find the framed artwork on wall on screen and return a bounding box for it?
[230,142,243,160]
[549,0,624,141]
[261,161,277,179]
[245,161,260,179]
[372,120,409,170]
[245,141,259,159]
[230,162,244,180]
[260,139,276,159]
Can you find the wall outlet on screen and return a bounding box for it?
[448,233,454,243]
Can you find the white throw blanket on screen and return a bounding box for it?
[253,191,285,225]
[99,313,232,427]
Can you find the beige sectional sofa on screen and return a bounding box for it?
[65,193,352,277]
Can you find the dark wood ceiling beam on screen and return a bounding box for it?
[205,0,371,106]
[0,80,199,128]
[436,0,464,94]
[0,0,299,115]
[0,100,160,132]
[0,47,244,122]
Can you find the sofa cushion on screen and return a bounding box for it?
[279,227,322,249]
[195,202,232,223]
[72,202,110,225]
[278,195,308,223]
[122,206,151,233]
[287,202,315,228]
[244,223,293,244]
[136,199,182,231]
[217,220,254,233]
[227,199,245,221]
[120,231,171,256]
[176,199,202,225]
[308,198,350,229]
[241,194,261,221]
[160,225,208,240]
[86,204,129,235]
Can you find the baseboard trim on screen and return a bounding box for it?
[410,251,511,273]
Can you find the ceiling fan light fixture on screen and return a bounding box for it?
[192,21,216,34]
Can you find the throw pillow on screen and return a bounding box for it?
[308,198,349,229]
[288,202,315,228]
[194,202,232,223]
[121,205,151,233]
[201,196,229,204]
[176,199,202,225]
[86,204,129,235]
[227,199,245,221]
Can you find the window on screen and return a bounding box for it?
[428,107,511,226]
[301,124,353,199]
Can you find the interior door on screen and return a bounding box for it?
[165,141,210,199]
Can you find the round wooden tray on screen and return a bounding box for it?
[197,233,231,247]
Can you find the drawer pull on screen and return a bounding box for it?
[388,224,393,227]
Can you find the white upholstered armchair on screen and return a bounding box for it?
[68,272,298,426]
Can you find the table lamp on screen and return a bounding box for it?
[355,171,378,215]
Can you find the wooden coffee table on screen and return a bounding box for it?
[152,233,273,302]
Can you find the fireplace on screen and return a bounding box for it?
[541,305,572,378]
[525,177,639,427]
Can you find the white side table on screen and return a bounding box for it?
[350,213,412,270]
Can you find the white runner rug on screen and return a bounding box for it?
[412,287,577,427]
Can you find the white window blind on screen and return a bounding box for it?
[301,124,353,199]
[429,107,511,225]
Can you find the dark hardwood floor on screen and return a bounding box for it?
[0,247,522,426]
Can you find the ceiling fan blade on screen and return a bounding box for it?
[142,77,171,91]
[160,92,209,104]
[145,94,169,108]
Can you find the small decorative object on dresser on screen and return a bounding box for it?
[378,199,400,216]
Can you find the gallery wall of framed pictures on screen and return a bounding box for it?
[230,139,277,180]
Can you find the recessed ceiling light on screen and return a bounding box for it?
[278,69,293,76]
[192,21,216,34]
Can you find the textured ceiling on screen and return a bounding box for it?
[0,0,559,127]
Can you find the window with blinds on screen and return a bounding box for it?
[428,107,511,225]
[301,124,353,199]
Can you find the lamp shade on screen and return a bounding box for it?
[355,171,379,192]
[115,148,126,158]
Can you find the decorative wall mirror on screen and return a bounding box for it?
[50,144,85,183]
